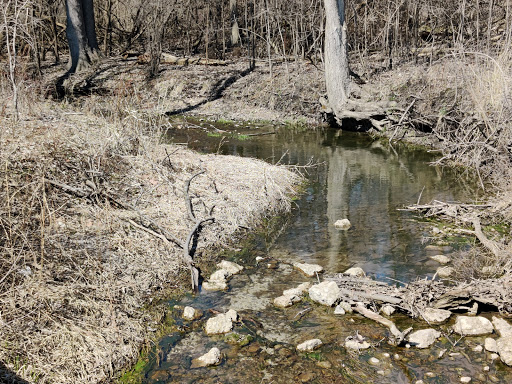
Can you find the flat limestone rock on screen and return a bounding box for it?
[496,336,512,366]
[283,282,312,297]
[217,260,244,275]
[436,266,455,278]
[191,347,221,368]
[334,219,351,230]
[429,254,451,264]
[344,267,366,278]
[492,316,512,337]
[422,308,452,324]
[205,310,238,335]
[485,338,498,353]
[209,269,230,282]
[453,316,494,336]
[309,281,341,307]
[407,329,441,348]
[345,339,371,350]
[274,294,300,308]
[297,339,323,352]
[202,280,228,291]
[293,262,324,277]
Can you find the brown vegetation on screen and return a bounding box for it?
[1,0,511,382]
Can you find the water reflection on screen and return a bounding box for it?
[168,122,476,282]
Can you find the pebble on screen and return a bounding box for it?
[483,366,490,372]
[473,345,483,352]
[490,353,500,361]
[368,357,380,365]
[460,377,471,383]
[316,361,332,369]
[415,380,424,384]
[425,372,436,377]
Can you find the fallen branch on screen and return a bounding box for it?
[184,170,205,221]
[184,217,215,291]
[353,303,410,345]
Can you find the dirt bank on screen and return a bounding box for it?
[0,97,301,383]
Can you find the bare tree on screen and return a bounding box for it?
[65,0,100,72]
[1,0,34,121]
[323,0,350,111]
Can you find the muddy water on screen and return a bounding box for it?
[143,121,510,383]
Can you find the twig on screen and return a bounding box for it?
[184,170,205,221]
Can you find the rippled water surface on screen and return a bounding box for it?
[140,120,510,383]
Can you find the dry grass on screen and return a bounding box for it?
[0,66,301,383]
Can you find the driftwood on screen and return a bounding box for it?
[326,272,512,318]
[353,303,411,345]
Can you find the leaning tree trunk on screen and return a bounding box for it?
[323,0,350,111]
[65,0,100,73]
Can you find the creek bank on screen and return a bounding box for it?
[0,106,301,384]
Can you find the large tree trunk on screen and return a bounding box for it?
[66,0,100,73]
[323,0,350,110]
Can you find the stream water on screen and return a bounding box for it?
[143,119,510,383]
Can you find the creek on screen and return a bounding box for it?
[142,120,510,383]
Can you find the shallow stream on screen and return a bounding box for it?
[143,120,510,383]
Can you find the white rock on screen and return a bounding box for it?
[368,357,380,365]
[407,329,441,348]
[492,316,512,337]
[453,316,494,336]
[483,366,490,372]
[429,254,451,264]
[202,280,228,291]
[422,308,452,323]
[336,301,353,313]
[485,338,498,353]
[210,269,229,282]
[309,281,341,306]
[205,310,238,335]
[217,260,244,275]
[334,219,351,230]
[436,266,455,278]
[283,282,312,297]
[226,309,238,321]
[334,305,346,315]
[293,262,324,277]
[460,377,471,383]
[415,381,425,384]
[273,295,299,308]
[496,336,512,366]
[490,353,500,360]
[473,345,483,353]
[183,306,202,320]
[345,339,371,350]
[344,267,366,278]
[297,339,323,352]
[191,347,221,368]
[380,305,395,316]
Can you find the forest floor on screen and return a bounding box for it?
[1,53,511,383]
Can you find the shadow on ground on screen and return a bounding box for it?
[0,362,30,384]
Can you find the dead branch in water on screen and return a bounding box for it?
[353,303,411,345]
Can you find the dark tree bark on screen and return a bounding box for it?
[65,0,100,73]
